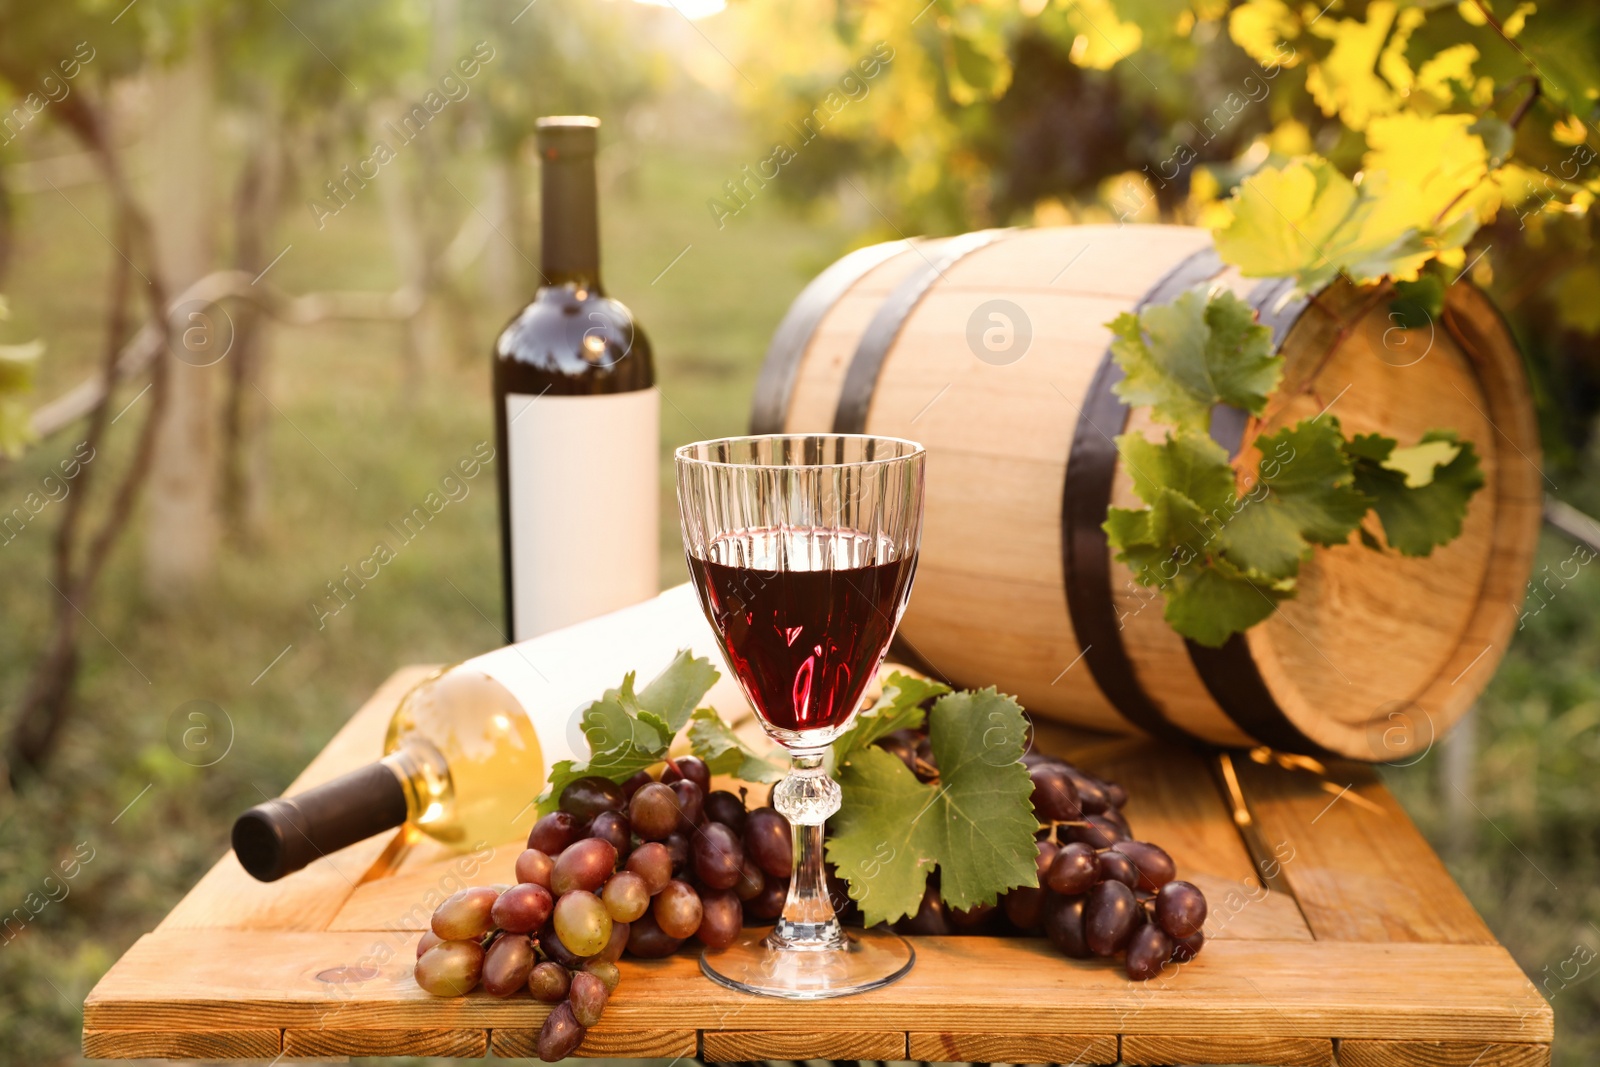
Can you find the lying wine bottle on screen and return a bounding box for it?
[232,586,736,882]
[493,115,659,643]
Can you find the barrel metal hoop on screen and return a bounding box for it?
[1182,275,1340,759]
[831,228,1015,435]
[749,239,910,434]
[1062,245,1225,743]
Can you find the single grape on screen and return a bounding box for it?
[1113,841,1176,892]
[568,969,609,1026]
[626,841,673,894]
[949,900,996,932]
[431,886,498,941]
[1097,849,1139,888]
[1126,923,1174,981]
[1155,880,1207,939]
[584,958,622,992]
[654,879,703,940]
[1029,763,1083,822]
[693,821,745,890]
[619,769,654,803]
[733,856,766,902]
[587,810,633,861]
[1065,772,1110,815]
[745,876,788,920]
[1042,893,1091,958]
[592,919,630,963]
[1003,886,1045,932]
[482,933,536,997]
[528,811,582,854]
[896,882,951,936]
[625,911,684,958]
[703,789,748,834]
[560,775,626,821]
[696,888,743,950]
[1098,805,1132,837]
[551,838,619,895]
[602,870,651,923]
[492,882,554,934]
[1062,814,1125,849]
[1047,842,1100,895]
[528,960,570,1002]
[536,1000,586,1062]
[553,890,613,958]
[664,832,691,874]
[744,807,793,879]
[1084,881,1138,957]
[1102,779,1129,809]
[660,755,711,794]
[1034,838,1059,881]
[515,848,555,889]
[416,930,442,958]
[538,924,584,969]
[1170,929,1205,962]
[414,939,484,997]
[629,782,680,841]
[670,779,705,830]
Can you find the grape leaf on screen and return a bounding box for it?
[1163,558,1284,648]
[1245,417,1370,548]
[830,671,952,767]
[1347,430,1485,556]
[1110,285,1281,434]
[827,688,1037,926]
[687,707,786,784]
[1389,275,1445,330]
[536,651,719,815]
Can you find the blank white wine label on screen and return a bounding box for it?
[505,388,660,643]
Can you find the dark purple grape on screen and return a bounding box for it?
[568,970,609,1027]
[1062,814,1125,849]
[528,960,570,1002]
[492,882,554,934]
[1034,839,1059,881]
[1084,881,1137,957]
[896,882,951,935]
[696,888,743,949]
[1097,849,1139,888]
[416,930,442,958]
[660,755,711,794]
[536,1000,586,1061]
[654,879,703,939]
[587,810,633,860]
[1047,842,1099,895]
[620,768,655,802]
[560,775,626,821]
[1102,779,1129,808]
[592,919,630,963]
[583,958,621,991]
[1155,880,1207,939]
[515,848,554,889]
[629,782,680,841]
[539,920,586,967]
[551,838,618,895]
[744,807,793,879]
[431,886,498,941]
[1113,841,1176,891]
[1125,923,1173,981]
[481,933,536,997]
[669,779,705,829]
[601,871,650,923]
[746,876,788,920]
[1042,893,1091,958]
[733,856,765,901]
[664,832,691,874]
[415,939,484,996]
[703,790,748,834]
[1002,886,1045,931]
[1066,772,1110,815]
[624,911,683,958]
[1170,929,1205,962]
[626,841,673,894]
[528,811,582,854]
[948,900,996,932]
[1099,805,1132,839]
[693,822,744,890]
[1029,763,1083,822]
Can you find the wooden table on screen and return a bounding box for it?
[84,666,1553,1065]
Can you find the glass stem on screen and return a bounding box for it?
[769,749,846,950]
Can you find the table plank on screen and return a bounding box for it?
[1122,1034,1334,1065]
[493,1027,698,1059]
[907,1032,1118,1063]
[82,930,1552,1044]
[703,1030,907,1060]
[1230,757,1495,944]
[1338,1039,1553,1066]
[282,1026,486,1058]
[81,1028,282,1060]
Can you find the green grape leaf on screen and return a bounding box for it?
[1389,274,1446,330]
[687,707,786,784]
[1348,430,1485,556]
[1110,286,1282,434]
[827,688,1037,926]
[1246,417,1370,547]
[1162,558,1285,648]
[0,339,43,394]
[536,651,719,814]
[830,671,952,767]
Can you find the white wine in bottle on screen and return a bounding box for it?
[232,586,741,881]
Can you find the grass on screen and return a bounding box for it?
[3,102,1599,1067]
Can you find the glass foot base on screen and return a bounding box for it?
[700,926,915,1000]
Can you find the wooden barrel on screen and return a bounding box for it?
[750,225,1541,761]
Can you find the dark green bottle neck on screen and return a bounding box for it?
[540,149,601,290]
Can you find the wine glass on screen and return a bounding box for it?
[675,433,926,999]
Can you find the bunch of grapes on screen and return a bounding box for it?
[873,729,1209,981]
[414,755,794,1059]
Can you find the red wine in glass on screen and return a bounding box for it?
[688,527,915,739]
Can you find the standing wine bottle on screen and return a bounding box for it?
[494,115,659,643]
[232,586,739,882]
